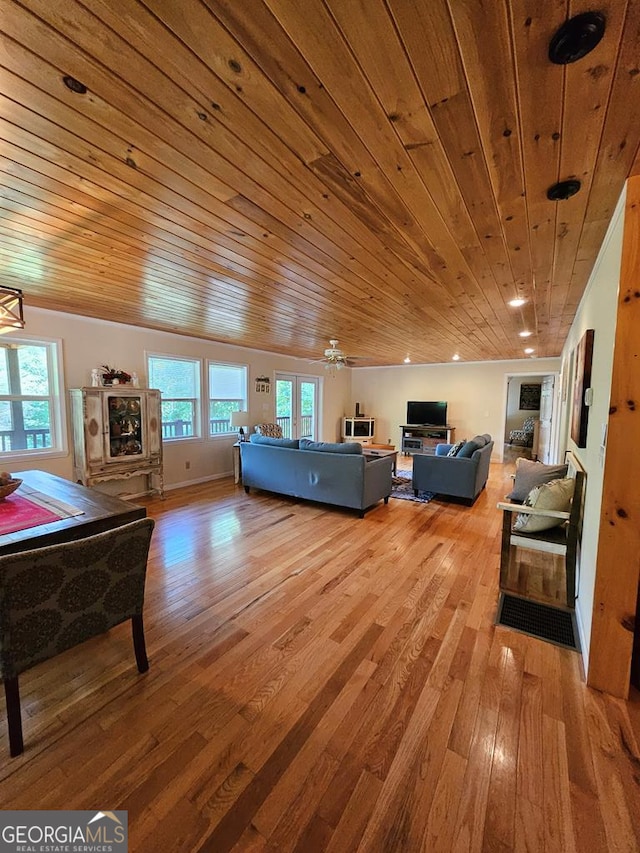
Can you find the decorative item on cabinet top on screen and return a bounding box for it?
[91,365,139,387]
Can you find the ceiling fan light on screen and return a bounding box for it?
[0,286,25,334]
[404,356,411,363]
[547,179,581,201]
[548,12,606,65]
[452,354,460,361]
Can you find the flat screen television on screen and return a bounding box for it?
[406,400,447,427]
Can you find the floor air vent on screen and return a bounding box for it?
[497,593,579,651]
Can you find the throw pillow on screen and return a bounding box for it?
[299,439,362,454]
[513,477,575,533]
[446,440,466,457]
[506,457,569,502]
[249,435,299,448]
[457,440,481,458]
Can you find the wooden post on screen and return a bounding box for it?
[588,176,640,697]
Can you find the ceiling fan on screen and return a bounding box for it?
[313,340,363,369]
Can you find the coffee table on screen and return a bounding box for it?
[362,447,398,475]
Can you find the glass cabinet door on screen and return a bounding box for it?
[106,394,145,460]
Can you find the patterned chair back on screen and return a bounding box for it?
[0,517,155,756]
[254,423,283,439]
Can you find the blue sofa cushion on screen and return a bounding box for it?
[299,439,362,454]
[250,434,299,449]
[472,434,489,447]
[457,439,482,458]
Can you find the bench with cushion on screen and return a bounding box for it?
[497,452,585,608]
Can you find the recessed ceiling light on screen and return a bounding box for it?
[403,356,411,363]
[452,354,460,361]
[519,330,532,338]
[524,347,535,354]
[548,12,606,65]
[547,179,581,201]
[509,298,526,307]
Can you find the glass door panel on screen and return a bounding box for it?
[275,374,319,440]
[106,394,145,460]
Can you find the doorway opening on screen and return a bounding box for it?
[502,372,559,464]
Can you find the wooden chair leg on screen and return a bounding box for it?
[4,677,24,757]
[131,614,149,673]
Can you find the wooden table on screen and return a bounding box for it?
[362,447,399,475]
[0,470,146,556]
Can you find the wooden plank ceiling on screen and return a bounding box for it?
[1,1,639,366]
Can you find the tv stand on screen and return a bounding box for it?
[401,425,455,455]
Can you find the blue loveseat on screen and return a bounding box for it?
[411,433,494,505]
[240,435,393,517]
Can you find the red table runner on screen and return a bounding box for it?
[0,489,84,536]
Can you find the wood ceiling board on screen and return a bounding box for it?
[1,0,638,363]
[322,0,513,349]
[509,0,568,349]
[259,0,511,355]
[447,0,532,292]
[550,0,628,338]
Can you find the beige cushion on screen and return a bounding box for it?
[513,477,575,533]
[507,457,569,502]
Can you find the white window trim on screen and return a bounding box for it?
[146,351,202,442]
[207,359,249,439]
[0,333,68,462]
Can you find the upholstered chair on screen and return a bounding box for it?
[0,517,155,756]
[254,423,283,439]
[508,416,536,447]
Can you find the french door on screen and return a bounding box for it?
[275,374,319,440]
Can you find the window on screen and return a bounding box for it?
[208,362,247,436]
[0,339,65,458]
[148,355,200,440]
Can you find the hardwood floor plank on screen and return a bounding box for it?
[0,466,638,851]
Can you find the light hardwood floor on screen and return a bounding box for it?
[1,461,639,852]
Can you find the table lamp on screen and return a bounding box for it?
[230,410,249,441]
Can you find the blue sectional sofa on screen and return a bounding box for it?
[239,435,393,517]
[411,433,494,505]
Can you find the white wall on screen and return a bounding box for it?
[559,188,625,668]
[8,309,351,490]
[351,358,560,454]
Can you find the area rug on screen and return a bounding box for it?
[390,471,435,503]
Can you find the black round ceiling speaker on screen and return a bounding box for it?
[547,179,581,201]
[63,75,87,94]
[549,12,606,64]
